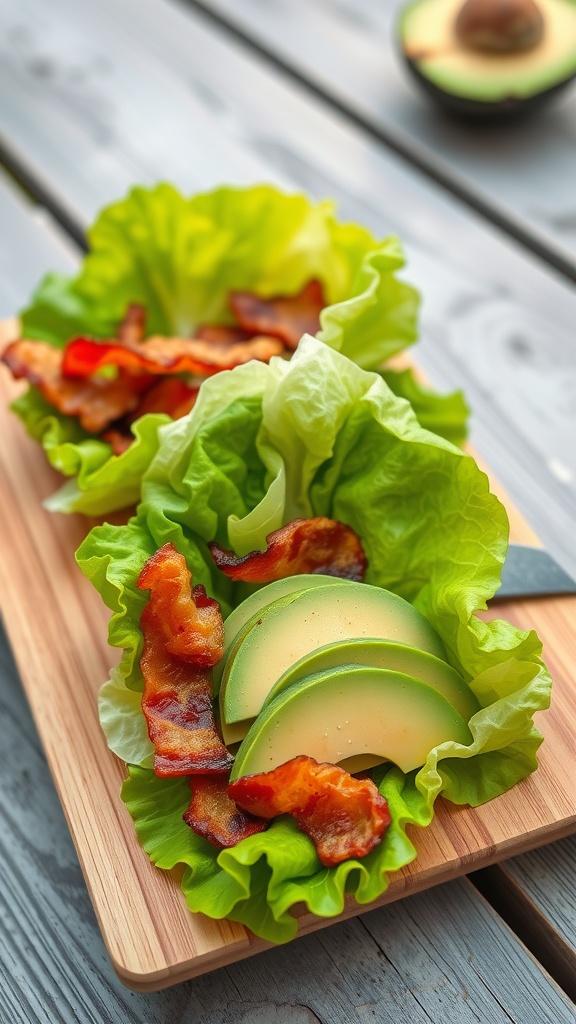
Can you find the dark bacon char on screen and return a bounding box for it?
[137,543,232,777]
[183,775,267,848]
[230,279,326,351]
[229,756,390,867]
[209,517,367,584]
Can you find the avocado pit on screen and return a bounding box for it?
[398,0,576,118]
[455,0,545,54]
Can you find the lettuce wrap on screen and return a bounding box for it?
[11,182,467,516]
[77,337,550,944]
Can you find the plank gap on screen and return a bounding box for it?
[0,135,87,250]
[470,865,576,1004]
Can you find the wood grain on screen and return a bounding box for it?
[1,316,575,989]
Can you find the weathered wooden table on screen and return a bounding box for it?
[0,0,575,1019]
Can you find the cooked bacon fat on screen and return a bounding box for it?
[230,279,326,351]
[229,756,390,866]
[137,543,232,777]
[183,775,267,847]
[209,517,367,583]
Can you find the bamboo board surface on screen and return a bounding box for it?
[0,320,575,991]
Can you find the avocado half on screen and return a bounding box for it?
[398,0,576,118]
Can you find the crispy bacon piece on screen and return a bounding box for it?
[230,279,326,351]
[138,543,232,776]
[101,428,132,456]
[139,617,232,776]
[62,333,284,379]
[229,756,390,867]
[128,377,199,421]
[118,303,146,345]
[101,380,199,455]
[209,517,367,584]
[138,543,224,666]
[195,323,256,344]
[2,339,151,433]
[183,775,267,848]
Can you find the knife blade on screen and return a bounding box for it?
[493,544,576,600]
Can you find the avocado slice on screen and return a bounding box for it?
[398,0,576,117]
[263,638,480,722]
[213,573,348,691]
[220,582,447,744]
[230,666,472,780]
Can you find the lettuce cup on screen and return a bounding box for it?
[4,182,469,517]
[77,337,550,944]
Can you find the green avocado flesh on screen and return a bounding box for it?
[399,0,576,102]
[219,581,447,744]
[213,574,347,690]
[263,638,480,722]
[230,666,472,780]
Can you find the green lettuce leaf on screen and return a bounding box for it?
[11,387,172,515]
[381,368,469,447]
[121,764,422,943]
[16,183,421,514]
[77,338,550,942]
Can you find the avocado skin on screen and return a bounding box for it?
[402,53,576,118]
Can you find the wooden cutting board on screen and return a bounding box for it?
[1,320,575,991]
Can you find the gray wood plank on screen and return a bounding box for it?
[1,0,576,586]
[2,614,575,1021]
[193,0,576,279]
[475,839,576,1002]
[0,171,78,314]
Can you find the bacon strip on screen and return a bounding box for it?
[101,379,199,455]
[230,279,326,351]
[195,323,256,344]
[183,775,267,848]
[138,543,224,666]
[100,429,133,457]
[229,756,390,867]
[62,333,284,379]
[209,517,367,584]
[128,377,199,422]
[137,543,232,777]
[118,303,146,345]
[2,339,151,433]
